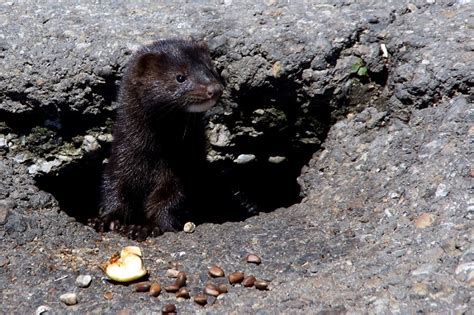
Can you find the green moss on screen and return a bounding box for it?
[351,58,369,77]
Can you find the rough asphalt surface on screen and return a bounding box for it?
[0,0,473,314]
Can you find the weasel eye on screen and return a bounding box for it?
[176,75,186,83]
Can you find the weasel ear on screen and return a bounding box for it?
[134,53,164,77]
[194,40,210,53]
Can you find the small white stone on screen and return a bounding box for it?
[411,264,434,276]
[234,154,256,164]
[39,160,62,173]
[59,293,78,305]
[435,183,449,198]
[35,305,51,315]
[268,156,286,164]
[380,43,389,58]
[0,135,7,148]
[183,222,196,233]
[208,123,231,147]
[75,274,92,288]
[82,135,100,152]
[389,192,400,199]
[13,153,31,164]
[28,164,39,175]
[455,262,474,275]
[97,133,113,142]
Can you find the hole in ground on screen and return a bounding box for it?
[34,80,332,229]
[34,139,320,226]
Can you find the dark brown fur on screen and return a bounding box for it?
[99,39,223,239]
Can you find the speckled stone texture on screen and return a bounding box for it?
[0,0,472,313]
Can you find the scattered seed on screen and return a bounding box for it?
[59,293,78,306]
[103,292,113,300]
[175,271,187,288]
[166,269,180,278]
[204,283,220,297]
[75,274,92,288]
[183,222,196,233]
[208,265,225,278]
[242,275,256,287]
[164,283,180,293]
[246,253,262,265]
[149,282,161,297]
[176,287,190,299]
[217,283,228,294]
[254,279,269,290]
[133,281,151,292]
[228,271,245,284]
[193,293,207,305]
[162,303,176,314]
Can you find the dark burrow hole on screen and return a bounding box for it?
[34,80,332,231]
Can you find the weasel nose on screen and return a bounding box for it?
[207,84,223,99]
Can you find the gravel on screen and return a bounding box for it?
[59,293,78,306]
[75,274,92,288]
[0,0,472,313]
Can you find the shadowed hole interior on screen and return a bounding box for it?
[34,79,333,227]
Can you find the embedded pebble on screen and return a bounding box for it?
[246,253,262,265]
[0,202,9,225]
[35,305,51,315]
[59,293,78,305]
[208,122,231,147]
[414,213,435,228]
[455,262,474,284]
[82,135,100,152]
[412,283,429,297]
[149,282,161,297]
[208,265,225,278]
[234,154,256,164]
[75,274,92,288]
[0,136,7,149]
[411,264,434,276]
[268,156,286,164]
[193,293,208,305]
[228,271,245,284]
[183,222,196,233]
[435,183,449,198]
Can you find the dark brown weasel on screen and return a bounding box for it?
[98,39,223,240]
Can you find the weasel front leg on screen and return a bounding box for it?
[144,173,186,234]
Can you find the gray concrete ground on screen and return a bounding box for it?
[0,1,472,313]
